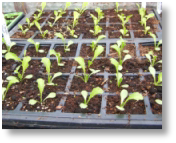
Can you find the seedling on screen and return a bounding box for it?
[75,57,100,83]
[67,26,78,38]
[18,24,29,35]
[26,18,34,29]
[110,58,129,88]
[111,37,132,68]
[79,87,104,109]
[2,38,16,54]
[136,3,146,24]
[50,49,64,66]
[58,2,71,15]
[155,99,162,105]
[2,76,19,101]
[149,32,162,51]
[5,52,33,81]
[118,14,133,36]
[33,11,42,22]
[75,2,88,15]
[37,2,46,15]
[29,78,56,105]
[55,33,74,52]
[95,7,104,22]
[149,66,162,86]
[116,89,143,111]
[90,25,102,36]
[71,11,80,29]
[114,2,122,13]
[90,35,106,51]
[90,14,99,26]
[27,38,44,53]
[142,13,154,34]
[145,51,162,67]
[41,57,62,85]
[35,21,48,38]
[48,10,62,27]
[88,45,104,67]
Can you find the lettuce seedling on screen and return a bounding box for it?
[50,49,64,66]
[95,7,104,22]
[71,11,80,29]
[136,3,146,23]
[149,66,162,86]
[2,76,19,101]
[37,2,46,15]
[75,2,88,15]
[114,2,122,13]
[2,38,16,54]
[90,25,102,36]
[41,57,62,85]
[27,38,44,53]
[29,78,56,105]
[26,18,34,29]
[155,99,162,105]
[90,35,106,51]
[88,45,104,67]
[111,37,132,68]
[149,32,162,51]
[142,13,154,34]
[55,33,74,52]
[145,50,162,67]
[67,26,78,38]
[75,57,100,83]
[118,14,133,36]
[33,12,42,22]
[110,58,129,88]
[35,21,48,38]
[5,52,33,81]
[18,24,29,35]
[79,87,104,109]
[90,14,99,26]
[48,10,62,28]
[58,2,71,15]
[116,89,143,111]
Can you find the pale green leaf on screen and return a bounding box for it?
[79,103,87,109]
[5,52,21,62]
[89,87,103,101]
[155,99,162,105]
[116,105,125,111]
[126,92,143,102]
[123,54,132,63]
[2,50,7,54]
[75,57,86,73]
[44,92,56,101]
[25,74,33,79]
[22,56,31,73]
[41,57,51,74]
[81,90,88,103]
[51,72,62,82]
[37,78,45,97]
[120,89,128,104]
[121,84,129,88]
[55,33,64,41]
[145,54,151,63]
[149,66,156,81]
[29,99,38,105]
[38,49,44,53]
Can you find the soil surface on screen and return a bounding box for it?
[34,32,55,39]
[11,31,34,39]
[70,76,104,92]
[134,31,157,38]
[25,45,50,57]
[106,96,146,114]
[2,44,24,56]
[63,95,102,114]
[80,44,106,57]
[51,44,78,57]
[109,31,131,39]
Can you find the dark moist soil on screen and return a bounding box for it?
[2,44,23,56]
[131,23,159,32]
[141,75,162,114]
[75,59,107,74]
[108,76,143,94]
[70,10,90,17]
[108,43,136,57]
[70,76,104,92]
[107,24,130,31]
[139,45,162,60]
[49,60,73,73]
[109,17,121,23]
[67,18,87,24]
[106,95,146,114]
[11,31,34,39]
[51,10,69,17]
[51,44,78,57]
[134,31,158,38]
[26,60,43,75]
[86,17,107,23]
[28,17,46,23]
[32,11,51,17]
[83,31,106,39]
[25,45,50,57]
[62,95,102,114]
[109,31,131,38]
[47,18,66,24]
[20,24,38,31]
[80,44,106,57]
[34,32,55,39]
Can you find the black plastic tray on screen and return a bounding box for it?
[2,9,162,129]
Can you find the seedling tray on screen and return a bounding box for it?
[4,12,24,32]
[2,9,162,129]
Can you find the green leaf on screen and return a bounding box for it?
[37,78,45,97]
[38,49,44,53]
[79,103,87,109]
[88,60,92,67]
[27,38,35,45]
[29,99,38,105]
[121,84,129,88]
[75,57,86,74]
[51,72,62,82]
[158,72,162,83]
[25,74,33,79]
[41,57,51,74]
[35,21,41,31]
[81,90,88,103]
[89,68,100,76]
[123,50,129,53]
[22,56,31,74]
[149,66,156,82]
[65,2,71,11]
[146,13,154,20]
[2,50,7,54]
[123,54,132,63]
[120,89,128,104]
[55,33,64,41]
[82,2,88,9]
[93,45,104,59]
[110,58,119,73]
[88,87,103,102]
[74,11,80,21]
[41,2,46,11]
[10,42,16,48]
[116,105,125,111]
[157,40,162,47]
[96,35,106,42]
[43,92,56,101]
[126,92,143,103]
[145,54,151,63]
[5,52,21,62]
[155,99,162,105]
[67,41,74,48]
